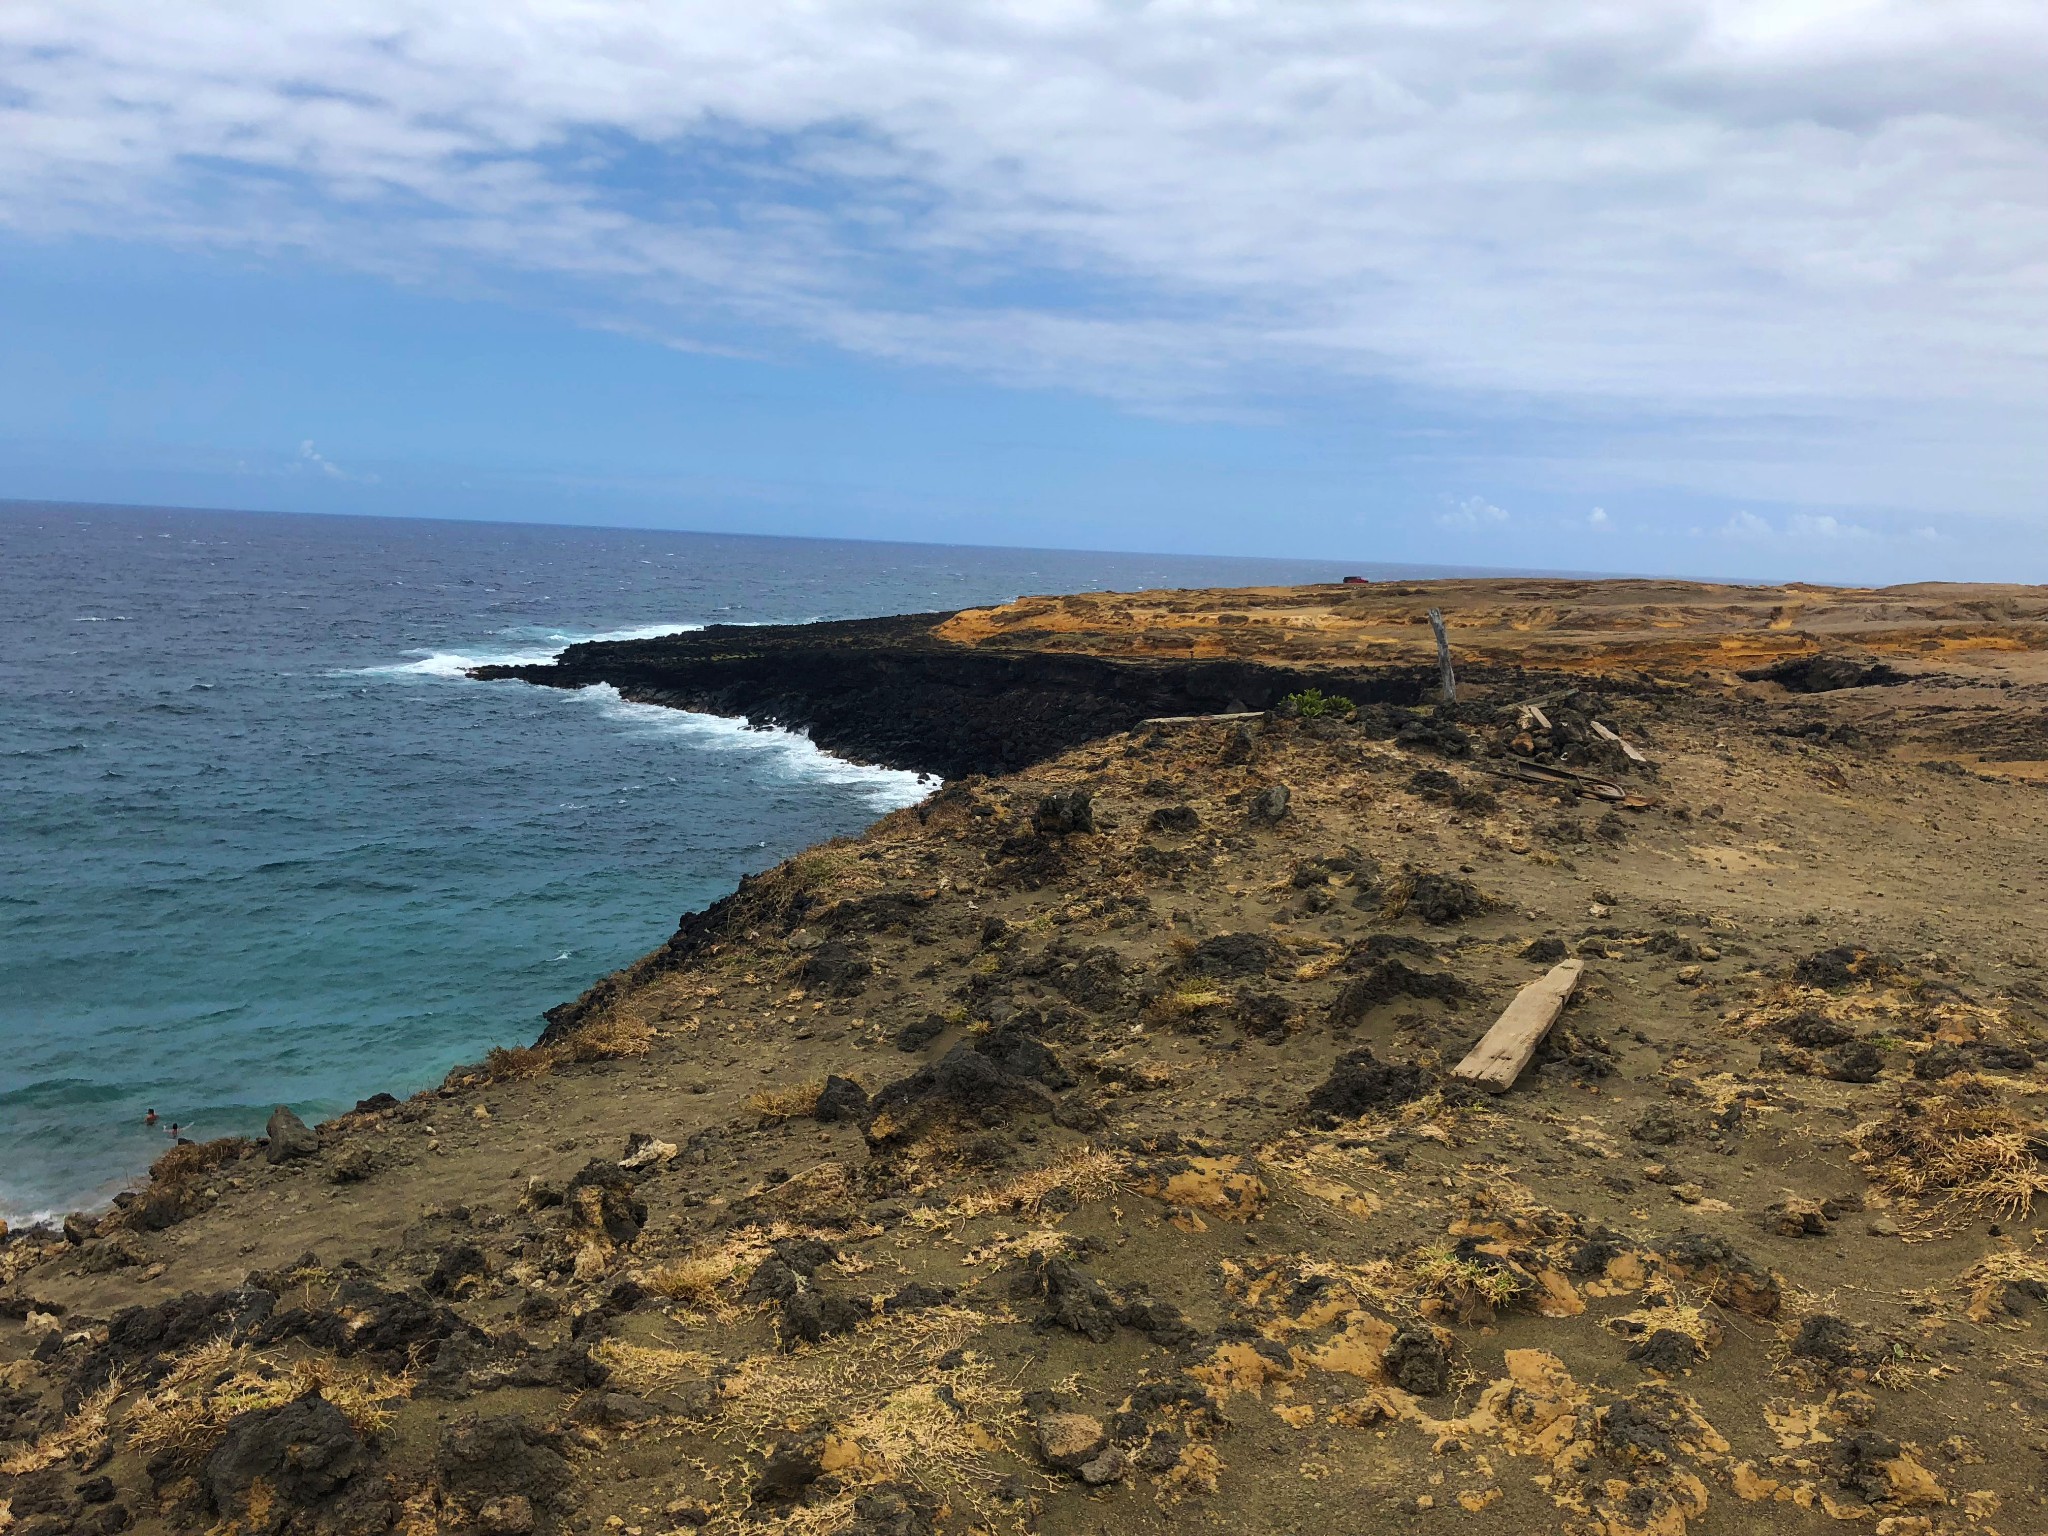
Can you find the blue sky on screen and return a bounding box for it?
[2,3,2042,583]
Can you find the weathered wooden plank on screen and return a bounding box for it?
[1451,959,1586,1092]
[1590,719,1648,763]
[1139,710,1267,726]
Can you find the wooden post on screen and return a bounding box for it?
[1427,608,1456,703]
[1452,959,1585,1092]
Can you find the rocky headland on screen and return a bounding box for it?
[6,577,2048,1536]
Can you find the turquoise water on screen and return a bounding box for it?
[1,503,1389,1222]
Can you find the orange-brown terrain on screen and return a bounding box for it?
[6,577,2048,1536]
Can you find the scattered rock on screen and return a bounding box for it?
[263,1106,320,1164]
[564,1162,648,1244]
[798,941,873,996]
[1247,783,1291,822]
[1146,804,1201,834]
[1824,1041,1885,1083]
[1382,1325,1449,1396]
[1656,1232,1781,1319]
[1329,959,1467,1024]
[753,1427,828,1502]
[327,1144,376,1185]
[1628,1329,1702,1373]
[1783,1011,1856,1048]
[1762,1197,1832,1237]
[203,1392,365,1517]
[1790,1313,1867,1368]
[1306,1048,1429,1127]
[1743,654,1908,693]
[1522,936,1568,963]
[1033,790,1095,837]
[425,1243,489,1299]
[1033,1410,1109,1474]
[864,1043,1057,1147]
[1629,1109,1688,1147]
[1391,870,1489,925]
[1030,1257,1117,1343]
[1184,931,1285,979]
[895,1014,948,1052]
[812,1075,871,1123]
[1079,1446,1131,1485]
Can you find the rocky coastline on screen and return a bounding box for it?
[6,577,2048,1536]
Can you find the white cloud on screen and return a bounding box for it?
[0,2,2042,499]
[297,439,375,483]
[1787,511,1871,538]
[1719,509,1774,538]
[1588,506,1612,529]
[1437,495,1509,531]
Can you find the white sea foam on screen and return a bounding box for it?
[577,685,932,810]
[349,623,931,808]
[345,620,708,680]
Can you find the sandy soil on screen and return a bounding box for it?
[5,578,2048,1536]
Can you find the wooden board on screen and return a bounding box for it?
[1451,959,1585,1092]
[1590,719,1648,763]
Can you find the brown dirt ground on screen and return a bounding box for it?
[6,578,2048,1536]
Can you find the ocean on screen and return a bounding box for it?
[1,501,1400,1225]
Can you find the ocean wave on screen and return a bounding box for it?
[578,686,933,810]
[342,620,708,680]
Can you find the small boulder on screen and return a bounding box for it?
[1032,791,1095,837]
[1790,1313,1866,1368]
[1079,1446,1131,1485]
[1382,1325,1449,1396]
[1034,1411,1109,1473]
[204,1392,365,1514]
[1248,783,1291,822]
[1306,1047,1428,1127]
[1146,804,1201,834]
[812,1076,871,1123]
[1824,1041,1884,1084]
[264,1106,320,1165]
[1762,1198,1831,1238]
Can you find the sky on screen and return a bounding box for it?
[1,2,2043,583]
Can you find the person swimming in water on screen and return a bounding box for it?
[144,1108,158,1126]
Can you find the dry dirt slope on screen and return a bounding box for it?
[5,589,2048,1536]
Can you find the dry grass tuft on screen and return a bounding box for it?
[726,1307,1021,1512]
[950,1149,1124,1222]
[0,1376,124,1475]
[1146,982,1233,1026]
[1854,1084,2048,1229]
[640,1234,774,1318]
[121,1340,412,1476]
[590,1340,718,1395]
[476,1010,656,1083]
[747,1079,826,1124]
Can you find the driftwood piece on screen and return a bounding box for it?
[1475,760,1631,803]
[1139,710,1267,726]
[1452,959,1585,1092]
[1590,719,1648,763]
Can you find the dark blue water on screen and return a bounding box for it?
[0,502,1407,1223]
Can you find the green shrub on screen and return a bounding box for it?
[1282,687,1354,718]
